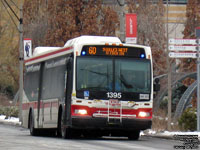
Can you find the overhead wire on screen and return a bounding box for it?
[9,0,20,10]
[0,0,19,31]
[3,0,20,21]
[116,0,124,6]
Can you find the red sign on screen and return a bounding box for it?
[125,14,137,44]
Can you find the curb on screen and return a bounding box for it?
[144,134,174,140]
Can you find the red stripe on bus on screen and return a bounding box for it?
[22,102,38,110]
[25,46,73,64]
[22,101,59,110]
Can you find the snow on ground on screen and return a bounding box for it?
[143,129,200,140]
[0,115,21,126]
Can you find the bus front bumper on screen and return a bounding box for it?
[71,116,152,130]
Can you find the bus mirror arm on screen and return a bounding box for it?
[153,78,160,92]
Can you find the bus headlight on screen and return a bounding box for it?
[75,109,87,115]
[138,111,150,118]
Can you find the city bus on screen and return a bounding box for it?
[22,35,158,140]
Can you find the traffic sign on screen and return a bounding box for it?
[169,39,197,45]
[169,45,197,51]
[169,52,197,58]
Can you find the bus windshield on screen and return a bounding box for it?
[76,56,151,94]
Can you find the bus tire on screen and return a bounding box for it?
[57,109,62,137]
[62,127,72,139]
[29,112,38,136]
[60,113,72,139]
[128,130,140,140]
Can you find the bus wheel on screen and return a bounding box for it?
[62,127,72,139]
[57,112,62,137]
[29,113,38,136]
[60,114,72,139]
[128,130,140,140]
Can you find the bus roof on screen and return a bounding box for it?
[64,35,121,47]
[25,36,122,65]
[25,36,151,66]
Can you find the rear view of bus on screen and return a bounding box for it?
[67,36,154,140]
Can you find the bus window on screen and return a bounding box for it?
[41,59,66,100]
[77,57,113,91]
[24,65,40,101]
[115,58,151,93]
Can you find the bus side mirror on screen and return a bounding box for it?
[153,78,160,92]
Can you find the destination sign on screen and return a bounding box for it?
[102,47,128,56]
[81,45,146,58]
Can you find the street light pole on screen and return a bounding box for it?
[197,37,200,131]
[119,0,125,42]
[19,4,23,123]
[166,0,172,131]
[196,27,200,131]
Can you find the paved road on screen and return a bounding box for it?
[0,124,186,150]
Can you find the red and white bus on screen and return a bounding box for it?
[22,36,158,140]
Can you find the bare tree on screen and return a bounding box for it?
[180,0,200,73]
[0,1,20,92]
[23,0,119,47]
[23,0,48,47]
[127,0,168,75]
[45,0,119,46]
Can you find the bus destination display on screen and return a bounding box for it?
[81,45,146,58]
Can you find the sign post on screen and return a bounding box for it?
[169,34,200,132]
[196,27,200,131]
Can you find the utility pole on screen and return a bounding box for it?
[119,0,125,42]
[166,0,172,131]
[19,4,23,123]
[196,27,200,131]
[197,38,200,131]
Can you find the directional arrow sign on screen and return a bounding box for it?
[169,45,197,51]
[169,52,197,58]
[169,39,197,45]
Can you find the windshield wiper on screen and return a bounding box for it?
[120,74,133,89]
[80,69,107,76]
[80,87,109,91]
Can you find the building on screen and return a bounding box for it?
[165,0,187,38]
[103,0,188,39]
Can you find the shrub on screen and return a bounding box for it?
[152,109,168,131]
[4,85,15,98]
[0,106,19,118]
[178,108,197,131]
